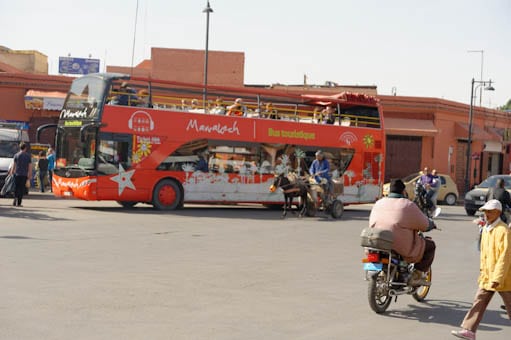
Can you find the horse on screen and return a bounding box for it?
[269,173,310,218]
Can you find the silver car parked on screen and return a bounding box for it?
[464,174,511,215]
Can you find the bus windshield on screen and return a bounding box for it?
[55,126,97,170]
[60,76,105,120]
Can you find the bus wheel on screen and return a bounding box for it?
[153,179,181,210]
[117,201,138,209]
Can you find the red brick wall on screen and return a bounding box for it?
[0,87,27,121]
[106,65,151,78]
[151,48,244,86]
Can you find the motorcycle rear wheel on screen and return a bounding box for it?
[412,267,432,302]
[368,271,392,313]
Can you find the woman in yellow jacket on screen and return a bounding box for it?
[452,199,511,340]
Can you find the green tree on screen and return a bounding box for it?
[499,99,511,111]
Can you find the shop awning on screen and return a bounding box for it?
[384,118,437,136]
[483,141,503,153]
[455,123,500,141]
[24,90,67,110]
[485,127,504,142]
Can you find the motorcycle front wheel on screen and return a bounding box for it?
[412,267,432,302]
[368,271,392,313]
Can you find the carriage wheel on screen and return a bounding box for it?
[152,179,182,210]
[330,199,344,219]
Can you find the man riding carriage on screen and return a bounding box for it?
[269,150,344,219]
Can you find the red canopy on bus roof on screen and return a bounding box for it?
[301,92,378,106]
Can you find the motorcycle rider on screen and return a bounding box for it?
[485,178,511,223]
[369,178,436,286]
[417,166,440,217]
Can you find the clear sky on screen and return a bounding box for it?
[1,0,510,107]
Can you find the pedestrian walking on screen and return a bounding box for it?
[9,142,32,207]
[47,147,55,192]
[37,150,49,192]
[451,199,511,340]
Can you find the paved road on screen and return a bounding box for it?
[1,193,510,339]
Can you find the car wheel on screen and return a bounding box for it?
[465,208,476,216]
[444,193,457,206]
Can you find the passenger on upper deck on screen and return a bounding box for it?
[226,98,247,117]
[181,99,189,111]
[210,98,226,115]
[262,102,279,120]
[189,98,205,113]
[137,89,152,108]
[190,99,199,110]
[117,82,138,106]
[322,106,336,125]
[313,106,323,123]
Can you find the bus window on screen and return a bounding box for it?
[157,139,208,171]
[97,133,133,175]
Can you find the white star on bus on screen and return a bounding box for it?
[110,164,136,196]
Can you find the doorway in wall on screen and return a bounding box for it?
[385,135,421,182]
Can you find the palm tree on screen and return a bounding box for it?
[375,154,383,185]
[294,148,305,174]
[182,163,195,183]
[345,170,355,185]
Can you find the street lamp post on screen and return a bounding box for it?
[467,50,484,106]
[202,1,213,111]
[464,78,495,194]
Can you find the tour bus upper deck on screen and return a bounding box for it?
[55,73,383,173]
[58,73,381,126]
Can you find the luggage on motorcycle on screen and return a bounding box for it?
[360,227,393,250]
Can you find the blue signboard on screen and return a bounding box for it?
[58,57,100,75]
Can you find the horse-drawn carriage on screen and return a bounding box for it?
[269,172,344,219]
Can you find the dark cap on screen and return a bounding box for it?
[389,178,406,194]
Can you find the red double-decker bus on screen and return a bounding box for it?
[45,73,385,212]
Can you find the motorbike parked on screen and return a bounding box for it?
[360,222,438,314]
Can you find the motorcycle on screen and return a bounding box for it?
[413,181,441,218]
[360,223,438,314]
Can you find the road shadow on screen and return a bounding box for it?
[385,299,510,332]
[72,204,373,222]
[0,205,70,221]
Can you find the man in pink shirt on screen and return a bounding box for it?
[369,178,436,286]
